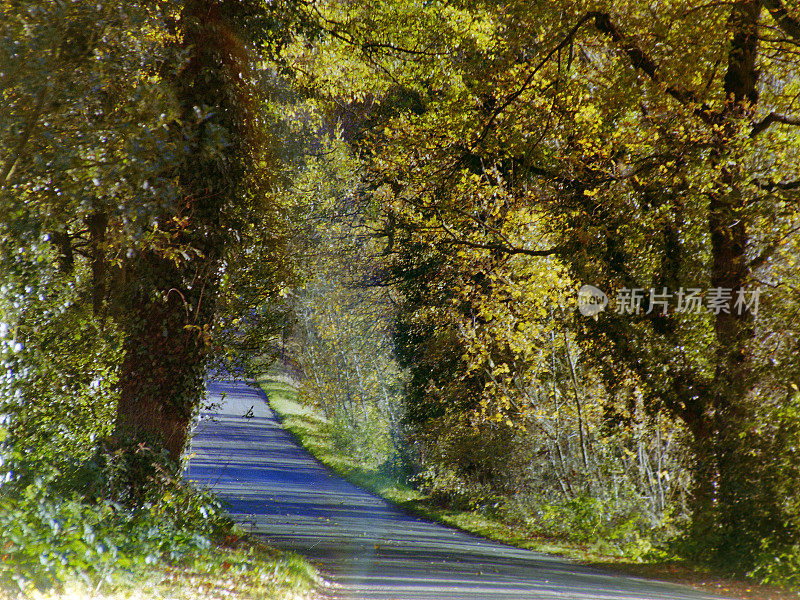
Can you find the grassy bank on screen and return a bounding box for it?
[1,443,323,600]
[258,373,800,600]
[1,539,322,600]
[2,543,320,600]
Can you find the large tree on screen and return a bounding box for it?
[0,1,187,467]
[536,1,800,568]
[0,0,298,473]
[111,0,304,462]
[112,0,265,460]
[294,0,800,570]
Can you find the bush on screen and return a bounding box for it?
[0,441,233,596]
[327,404,395,469]
[494,492,666,559]
[413,463,499,512]
[750,541,800,591]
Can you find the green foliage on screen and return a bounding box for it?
[327,405,395,469]
[751,541,800,591]
[0,444,231,595]
[282,129,408,473]
[538,496,637,544]
[0,0,181,474]
[265,371,662,563]
[0,474,320,598]
[3,0,800,590]
[292,0,800,577]
[0,0,300,475]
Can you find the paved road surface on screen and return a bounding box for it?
[186,379,724,600]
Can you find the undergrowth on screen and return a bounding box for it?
[259,373,800,598]
[0,437,320,599]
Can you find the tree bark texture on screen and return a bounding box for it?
[114,0,250,463]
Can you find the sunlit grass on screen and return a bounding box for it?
[258,372,800,600]
[2,537,322,600]
[257,372,603,561]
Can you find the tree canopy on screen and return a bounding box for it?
[283,0,800,573]
[3,0,800,582]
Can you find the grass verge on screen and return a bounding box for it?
[2,537,321,600]
[14,540,319,600]
[258,373,800,600]
[1,442,323,600]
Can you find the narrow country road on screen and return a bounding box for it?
[186,379,724,600]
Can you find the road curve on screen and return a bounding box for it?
[186,379,724,600]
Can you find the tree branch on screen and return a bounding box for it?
[761,0,800,41]
[748,242,778,271]
[748,223,800,270]
[750,111,800,136]
[752,177,800,191]
[360,40,442,57]
[311,4,442,57]
[442,237,562,258]
[473,13,599,150]
[0,86,48,190]
[475,10,722,153]
[592,13,705,108]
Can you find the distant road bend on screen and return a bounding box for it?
[186,379,724,600]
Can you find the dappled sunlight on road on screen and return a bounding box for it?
[186,380,723,600]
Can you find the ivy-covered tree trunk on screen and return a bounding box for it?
[113,0,250,463]
[686,0,763,566]
[114,256,212,461]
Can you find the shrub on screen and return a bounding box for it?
[750,541,800,591]
[0,441,232,595]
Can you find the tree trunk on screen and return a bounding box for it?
[114,256,208,462]
[691,0,761,568]
[86,211,107,317]
[113,0,248,465]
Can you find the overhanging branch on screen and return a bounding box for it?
[442,237,562,258]
[751,111,800,136]
[761,0,800,41]
[590,12,713,121]
[752,177,800,191]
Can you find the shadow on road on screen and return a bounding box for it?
[186,379,722,600]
